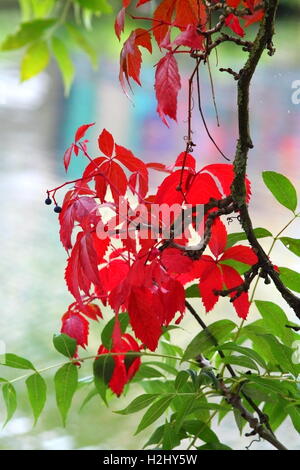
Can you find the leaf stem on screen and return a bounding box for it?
[5,351,198,386]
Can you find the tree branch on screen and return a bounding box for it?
[185,300,287,450]
[231,0,300,319]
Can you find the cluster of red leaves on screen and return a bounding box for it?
[54,124,259,394]
[115,0,264,125]
[225,0,264,37]
[98,333,141,396]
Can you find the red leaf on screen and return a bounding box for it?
[112,315,123,349]
[155,52,181,125]
[174,151,196,170]
[244,10,264,27]
[221,245,258,265]
[99,260,130,293]
[115,144,149,198]
[173,24,204,50]
[79,232,100,286]
[245,0,255,11]
[74,122,95,143]
[152,0,176,47]
[226,0,241,7]
[209,218,227,258]
[92,232,110,264]
[115,7,125,40]
[98,129,114,157]
[81,303,103,321]
[63,145,73,172]
[155,169,194,205]
[147,162,170,173]
[115,144,146,174]
[177,255,211,285]
[186,172,222,205]
[225,13,245,37]
[119,29,152,90]
[159,277,185,324]
[175,0,207,29]
[161,247,193,274]
[199,263,223,312]
[94,160,128,203]
[98,333,141,396]
[221,265,250,319]
[128,286,163,351]
[61,311,89,348]
[59,194,100,250]
[200,164,251,203]
[136,0,151,6]
[65,232,99,303]
[109,358,127,396]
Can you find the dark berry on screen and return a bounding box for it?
[54,205,62,213]
[45,197,52,205]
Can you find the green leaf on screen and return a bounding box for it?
[54,363,78,426]
[183,320,236,360]
[175,371,190,391]
[161,341,183,368]
[221,355,259,372]
[185,284,200,298]
[145,361,177,376]
[21,40,50,81]
[226,227,272,249]
[135,394,174,435]
[101,313,129,350]
[255,300,295,346]
[162,422,181,450]
[51,37,75,95]
[133,364,164,381]
[240,323,277,364]
[116,394,158,415]
[26,373,47,424]
[174,397,196,433]
[31,0,55,18]
[280,237,300,257]
[241,383,273,404]
[234,408,246,434]
[183,420,219,443]
[79,388,99,412]
[258,334,298,376]
[93,355,115,405]
[141,379,175,395]
[143,425,165,448]
[19,0,32,21]
[246,375,292,396]
[263,399,288,431]
[53,333,77,358]
[2,383,17,426]
[288,405,300,433]
[199,368,219,388]
[75,0,112,13]
[1,19,56,50]
[262,171,297,212]
[66,23,97,68]
[198,442,232,450]
[219,259,250,275]
[218,342,267,369]
[1,353,35,370]
[279,267,300,293]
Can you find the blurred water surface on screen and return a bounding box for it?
[0,10,299,449]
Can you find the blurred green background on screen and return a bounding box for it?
[0,0,299,450]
